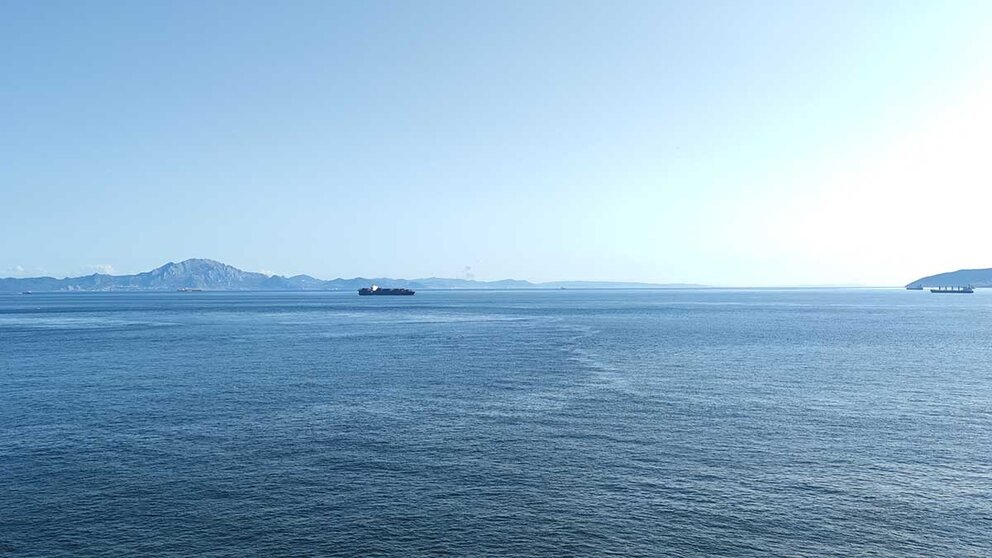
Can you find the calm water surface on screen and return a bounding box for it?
[1,289,990,556]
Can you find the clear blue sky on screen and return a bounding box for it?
[3,1,992,285]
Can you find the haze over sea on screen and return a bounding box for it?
[2,289,990,556]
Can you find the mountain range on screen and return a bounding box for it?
[905,268,992,289]
[1,259,700,292]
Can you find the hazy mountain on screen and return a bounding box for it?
[905,268,992,289]
[1,259,699,292]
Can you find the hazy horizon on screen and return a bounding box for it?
[5,1,992,285]
[0,255,913,288]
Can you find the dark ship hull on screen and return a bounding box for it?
[358,287,415,296]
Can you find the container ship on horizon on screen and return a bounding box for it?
[929,285,974,294]
[358,284,415,296]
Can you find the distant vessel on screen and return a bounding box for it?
[929,286,974,294]
[20,290,32,295]
[358,284,415,296]
[177,287,204,292]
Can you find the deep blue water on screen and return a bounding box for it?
[1,289,990,556]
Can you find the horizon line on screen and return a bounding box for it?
[0,258,933,289]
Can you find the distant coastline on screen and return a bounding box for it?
[0,259,703,293]
[904,268,992,290]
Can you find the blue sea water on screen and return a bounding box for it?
[1,289,990,557]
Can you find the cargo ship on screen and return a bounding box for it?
[929,285,974,294]
[358,284,415,296]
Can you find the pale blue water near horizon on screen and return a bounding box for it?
[1,289,990,556]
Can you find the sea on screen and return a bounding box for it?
[1,289,990,557]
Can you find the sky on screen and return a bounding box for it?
[3,1,992,286]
